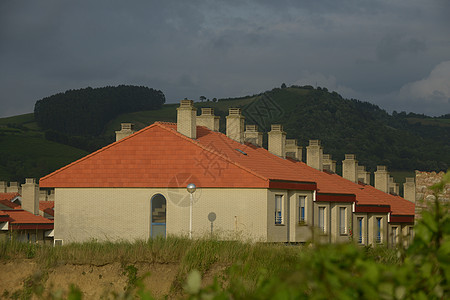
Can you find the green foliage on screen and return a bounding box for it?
[123,264,139,292]
[34,85,165,136]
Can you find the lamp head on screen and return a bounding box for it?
[187,183,197,194]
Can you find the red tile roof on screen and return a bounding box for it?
[39,201,54,217]
[39,122,414,218]
[2,210,54,230]
[0,210,9,222]
[0,192,20,201]
[0,193,21,209]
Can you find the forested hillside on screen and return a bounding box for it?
[255,86,449,172]
[34,85,165,136]
[106,85,448,173]
[0,85,448,183]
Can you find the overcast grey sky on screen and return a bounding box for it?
[1,0,449,118]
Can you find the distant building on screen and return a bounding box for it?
[39,100,415,247]
[0,179,54,243]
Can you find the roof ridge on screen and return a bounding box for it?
[155,123,269,182]
[40,123,160,182]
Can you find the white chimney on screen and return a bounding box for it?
[244,125,263,147]
[115,123,136,141]
[177,100,197,139]
[196,108,219,131]
[21,178,39,215]
[6,182,19,193]
[306,140,323,171]
[389,177,399,195]
[323,154,336,172]
[374,165,389,193]
[357,165,370,184]
[268,125,286,158]
[226,108,245,143]
[0,181,6,193]
[403,177,416,203]
[342,154,358,182]
[285,139,302,161]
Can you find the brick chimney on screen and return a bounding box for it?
[374,166,389,193]
[403,177,416,203]
[226,108,244,143]
[21,178,39,215]
[357,165,370,184]
[244,125,263,147]
[196,108,219,131]
[342,154,358,182]
[306,140,323,171]
[115,123,136,141]
[177,100,197,139]
[268,125,286,158]
[285,139,302,161]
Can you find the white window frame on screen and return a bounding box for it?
[339,207,347,235]
[376,217,382,243]
[357,217,364,244]
[298,196,306,224]
[275,194,284,225]
[318,206,326,233]
[391,226,398,246]
[54,239,64,246]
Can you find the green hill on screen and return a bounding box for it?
[105,86,449,174]
[0,114,88,182]
[1,85,448,183]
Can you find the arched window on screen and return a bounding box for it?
[151,194,166,238]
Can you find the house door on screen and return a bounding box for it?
[151,194,166,238]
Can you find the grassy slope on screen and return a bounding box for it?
[0,236,400,298]
[0,114,88,182]
[406,117,450,127]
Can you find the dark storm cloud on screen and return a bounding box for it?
[1,0,449,117]
[376,34,427,62]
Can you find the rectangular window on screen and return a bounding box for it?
[318,207,325,233]
[391,226,398,246]
[339,207,346,234]
[275,195,283,225]
[358,217,363,244]
[298,196,306,223]
[376,217,382,243]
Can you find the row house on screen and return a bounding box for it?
[39,100,415,246]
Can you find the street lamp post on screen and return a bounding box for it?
[187,183,196,239]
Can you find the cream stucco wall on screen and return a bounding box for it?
[267,190,317,243]
[167,188,268,240]
[353,213,368,245]
[330,203,352,243]
[266,189,289,242]
[53,187,412,246]
[367,214,388,245]
[288,191,314,242]
[54,187,268,243]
